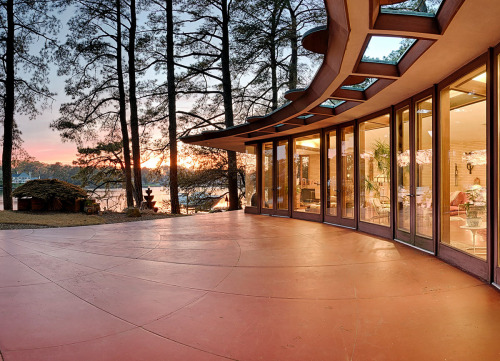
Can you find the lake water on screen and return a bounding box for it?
[0,186,172,212]
[0,186,230,212]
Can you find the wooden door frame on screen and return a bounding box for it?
[334,121,357,228]
[493,43,500,284]
[413,88,436,252]
[436,52,491,281]
[357,109,393,239]
[291,129,323,222]
[323,125,342,225]
[275,136,291,217]
[244,142,261,215]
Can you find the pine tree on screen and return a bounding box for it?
[52,0,135,208]
[0,0,59,210]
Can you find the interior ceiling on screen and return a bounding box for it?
[450,101,487,143]
[182,0,500,152]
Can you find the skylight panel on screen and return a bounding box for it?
[362,36,417,65]
[341,78,378,91]
[320,99,345,108]
[380,0,444,17]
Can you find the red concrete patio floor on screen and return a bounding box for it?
[1,211,500,360]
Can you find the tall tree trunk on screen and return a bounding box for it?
[270,7,278,111]
[128,0,143,207]
[2,0,14,211]
[116,0,134,208]
[287,0,298,90]
[221,0,239,210]
[166,0,180,214]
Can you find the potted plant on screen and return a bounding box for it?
[464,185,485,227]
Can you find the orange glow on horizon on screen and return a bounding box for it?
[141,154,200,169]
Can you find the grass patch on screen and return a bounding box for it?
[0,211,106,227]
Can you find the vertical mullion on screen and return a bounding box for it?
[487,47,495,282]
[410,98,417,242]
[493,46,500,283]
[337,127,342,219]
[433,84,439,256]
[257,142,262,214]
[273,140,277,213]
[288,136,293,217]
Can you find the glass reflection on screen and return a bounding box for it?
[277,140,288,210]
[416,97,433,238]
[381,0,444,16]
[294,134,321,213]
[244,145,257,207]
[262,142,273,209]
[359,115,391,226]
[396,107,410,232]
[326,130,337,216]
[440,65,487,260]
[341,126,355,219]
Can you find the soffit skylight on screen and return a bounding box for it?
[362,36,417,65]
[341,78,378,91]
[320,99,346,108]
[380,0,444,17]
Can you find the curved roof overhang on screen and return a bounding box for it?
[182,0,500,152]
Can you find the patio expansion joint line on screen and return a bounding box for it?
[0,281,52,289]
[0,229,37,244]
[349,287,360,361]
[113,237,245,327]
[104,265,487,302]
[5,236,167,284]
[4,251,237,360]
[8,236,162,265]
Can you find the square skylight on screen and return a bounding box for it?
[341,78,378,91]
[297,114,314,119]
[320,99,346,108]
[381,0,444,17]
[362,36,417,65]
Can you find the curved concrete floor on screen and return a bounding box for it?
[1,211,500,360]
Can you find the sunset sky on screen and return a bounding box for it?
[15,13,401,166]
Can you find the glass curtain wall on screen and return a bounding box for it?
[396,107,410,231]
[277,140,289,210]
[440,65,487,260]
[326,130,337,216]
[341,126,355,219]
[415,97,433,238]
[244,145,257,207]
[359,115,391,226]
[293,134,321,213]
[262,142,274,209]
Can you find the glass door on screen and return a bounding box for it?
[293,133,321,221]
[324,124,356,227]
[339,124,357,227]
[358,114,392,237]
[395,105,412,242]
[261,141,275,214]
[439,65,489,278]
[325,129,339,223]
[262,139,290,216]
[276,139,289,216]
[395,98,434,251]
